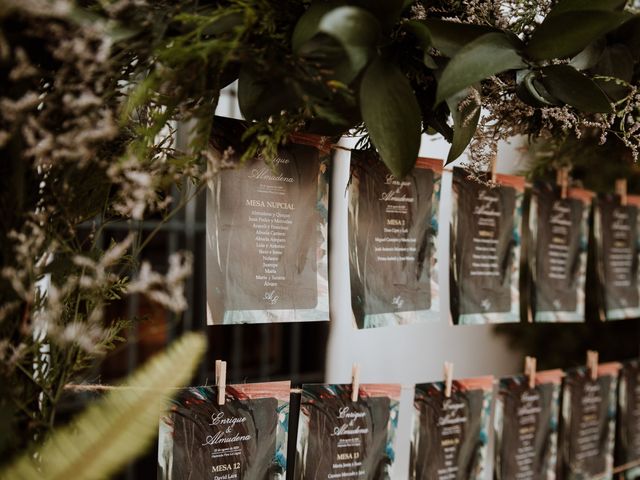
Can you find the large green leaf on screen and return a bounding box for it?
[360,58,422,178]
[0,332,206,480]
[446,88,481,164]
[318,6,381,73]
[292,2,339,53]
[420,19,499,57]
[541,64,613,113]
[436,33,525,105]
[547,0,627,17]
[526,10,632,60]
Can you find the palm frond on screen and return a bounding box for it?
[0,332,206,480]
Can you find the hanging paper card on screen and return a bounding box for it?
[594,193,640,320]
[615,359,640,477]
[206,117,329,324]
[494,369,563,479]
[348,150,442,328]
[450,168,524,324]
[293,383,401,479]
[528,182,592,322]
[558,363,620,479]
[158,381,290,480]
[410,376,493,480]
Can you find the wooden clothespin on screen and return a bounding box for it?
[215,359,227,406]
[556,167,570,199]
[524,356,537,389]
[351,363,360,402]
[490,156,497,183]
[444,361,454,398]
[586,350,599,381]
[616,179,628,206]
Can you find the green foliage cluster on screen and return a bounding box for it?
[83,0,639,178]
[194,0,638,176]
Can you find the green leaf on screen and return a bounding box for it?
[292,2,339,53]
[403,21,437,68]
[404,20,432,49]
[515,70,558,107]
[237,66,263,119]
[436,33,525,105]
[446,89,481,164]
[541,64,613,113]
[569,40,604,70]
[360,58,422,178]
[547,0,628,18]
[0,332,206,480]
[526,10,632,60]
[420,19,500,57]
[423,53,438,69]
[594,44,634,82]
[297,34,360,84]
[238,67,301,120]
[318,6,381,73]
[610,15,640,61]
[594,76,632,102]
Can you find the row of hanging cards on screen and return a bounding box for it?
[205,117,640,327]
[157,359,640,479]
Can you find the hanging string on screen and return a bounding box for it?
[64,383,304,394]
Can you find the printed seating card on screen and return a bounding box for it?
[595,193,640,320]
[293,383,401,479]
[158,381,290,480]
[615,359,640,477]
[206,117,329,324]
[348,150,442,328]
[527,182,592,322]
[494,369,563,479]
[450,168,524,324]
[410,376,493,480]
[558,363,620,479]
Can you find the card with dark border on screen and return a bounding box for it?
[293,383,401,480]
[558,363,620,479]
[450,168,524,324]
[158,381,290,480]
[349,151,442,328]
[410,376,493,480]
[494,370,563,479]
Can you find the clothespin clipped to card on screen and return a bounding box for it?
[524,356,537,389]
[351,363,360,402]
[557,167,570,199]
[587,350,599,381]
[215,359,227,406]
[490,156,497,183]
[616,179,628,206]
[444,361,454,398]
